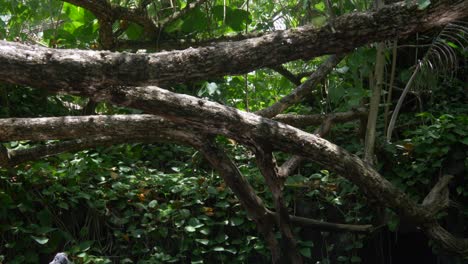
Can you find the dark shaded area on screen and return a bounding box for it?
[363,229,436,264]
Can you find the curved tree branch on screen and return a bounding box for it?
[273,107,367,128]
[254,145,303,263]
[257,55,344,118]
[0,118,373,232]
[0,0,467,257]
[1,1,467,90]
[270,65,302,86]
[0,136,177,168]
[98,85,444,225]
[0,87,434,224]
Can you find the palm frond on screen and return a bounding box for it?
[386,21,467,141]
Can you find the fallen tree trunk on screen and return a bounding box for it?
[0,87,466,255]
[1,0,467,258]
[0,1,466,91]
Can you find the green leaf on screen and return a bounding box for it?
[195,238,209,245]
[36,226,56,234]
[445,41,458,49]
[37,209,52,226]
[78,240,93,251]
[417,0,431,10]
[227,9,251,31]
[311,16,327,27]
[215,201,229,208]
[148,200,158,208]
[64,3,86,22]
[125,23,144,40]
[461,137,468,145]
[388,217,399,232]
[224,248,237,254]
[230,217,244,226]
[184,226,196,232]
[213,246,225,251]
[338,256,349,262]
[58,202,69,210]
[300,247,312,258]
[314,2,326,11]
[215,233,228,243]
[199,227,210,235]
[0,191,13,205]
[351,256,362,263]
[179,208,191,218]
[31,235,49,245]
[181,8,208,33]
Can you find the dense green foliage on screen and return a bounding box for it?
[0,0,466,263]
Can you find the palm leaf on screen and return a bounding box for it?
[386,21,467,141]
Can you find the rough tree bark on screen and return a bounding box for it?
[0,115,374,236]
[0,1,466,91]
[0,0,467,259]
[1,85,467,256]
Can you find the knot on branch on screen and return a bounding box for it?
[422,174,453,217]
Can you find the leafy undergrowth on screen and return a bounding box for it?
[1,112,466,263]
[0,144,268,263]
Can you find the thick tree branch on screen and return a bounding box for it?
[254,59,363,183]
[270,65,302,86]
[0,106,366,175]
[2,85,434,226]
[0,136,177,168]
[195,138,281,263]
[0,115,180,141]
[424,222,468,257]
[101,85,447,226]
[7,86,448,250]
[276,116,334,178]
[277,156,305,179]
[257,55,344,118]
[422,175,453,216]
[287,214,373,233]
[0,0,467,256]
[277,108,366,178]
[115,32,265,51]
[0,88,434,227]
[0,115,376,235]
[196,138,268,221]
[273,107,367,128]
[254,146,303,263]
[2,1,467,90]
